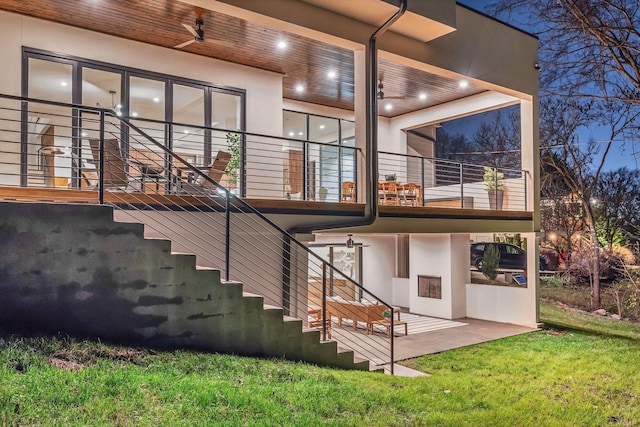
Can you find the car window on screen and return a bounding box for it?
[474,244,485,251]
[505,245,523,255]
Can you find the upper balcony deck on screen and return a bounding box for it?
[0,95,533,233]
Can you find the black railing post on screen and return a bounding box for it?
[225,190,231,281]
[390,306,394,375]
[421,157,425,206]
[303,141,308,201]
[459,163,464,208]
[99,110,105,204]
[282,235,292,315]
[322,262,328,341]
[524,171,528,211]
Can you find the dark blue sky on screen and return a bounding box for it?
[454,0,640,170]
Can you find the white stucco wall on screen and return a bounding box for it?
[409,233,470,319]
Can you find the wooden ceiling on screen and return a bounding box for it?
[0,0,486,117]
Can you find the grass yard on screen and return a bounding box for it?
[1,302,639,426]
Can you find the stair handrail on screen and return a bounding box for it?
[1,93,395,372]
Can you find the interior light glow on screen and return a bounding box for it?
[81,132,88,137]
[319,124,325,129]
[116,111,122,117]
[327,71,337,79]
[295,85,304,93]
[288,131,295,136]
[131,111,139,117]
[418,93,427,100]
[60,81,67,87]
[384,103,393,111]
[153,97,160,103]
[459,80,469,88]
[116,104,122,109]
[183,129,189,134]
[297,131,303,136]
[277,41,287,49]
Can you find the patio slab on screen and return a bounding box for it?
[393,317,537,361]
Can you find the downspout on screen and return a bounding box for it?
[281,0,407,317]
[287,0,408,236]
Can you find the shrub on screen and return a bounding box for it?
[541,275,566,288]
[540,248,560,271]
[482,243,500,280]
[612,245,636,266]
[566,246,626,282]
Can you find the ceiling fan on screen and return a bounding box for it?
[377,80,406,100]
[174,18,234,49]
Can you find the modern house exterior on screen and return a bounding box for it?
[0,0,540,371]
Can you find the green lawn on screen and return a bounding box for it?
[2,302,639,426]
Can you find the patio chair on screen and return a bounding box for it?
[88,139,130,189]
[378,181,400,206]
[177,150,232,194]
[341,181,356,203]
[89,139,166,192]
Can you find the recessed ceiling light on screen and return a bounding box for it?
[183,129,189,134]
[131,111,139,117]
[384,103,393,111]
[295,85,304,93]
[60,81,67,87]
[418,93,427,100]
[116,104,122,109]
[298,131,304,136]
[327,71,337,79]
[288,131,295,137]
[81,132,88,137]
[277,40,287,49]
[459,80,469,89]
[319,124,325,129]
[153,97,160,103]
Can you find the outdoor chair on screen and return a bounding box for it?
[176,150,232,194]
[341,181,356,203]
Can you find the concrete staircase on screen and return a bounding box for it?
[0,201,370,371]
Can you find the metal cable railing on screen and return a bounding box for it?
[378,151,530,211]
[0,94,394,372]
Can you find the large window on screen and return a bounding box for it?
[22,48,245,189]
[283,111,356,202]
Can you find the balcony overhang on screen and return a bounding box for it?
[180,0,456,50]
[301,0,457,43]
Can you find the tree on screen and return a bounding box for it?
[492,0,640,308]
[469,109,522,169]
[593,167,640,248]
[538,98,627,308]
[493,0,640,107]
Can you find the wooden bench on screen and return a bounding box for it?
[326,298,386,332]
[367,319,408,337]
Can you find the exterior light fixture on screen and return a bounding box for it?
[277,41,287,49]
[327,71,337,79]
[459,80,469,88]
[295,85,304,93]
[384,103,393,111]
[419,93,427,100]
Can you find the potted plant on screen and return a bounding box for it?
[225,131,241,190]
[483,166,505,210]
[382,308,392,319]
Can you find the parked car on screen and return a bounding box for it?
[470,242,548,271]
